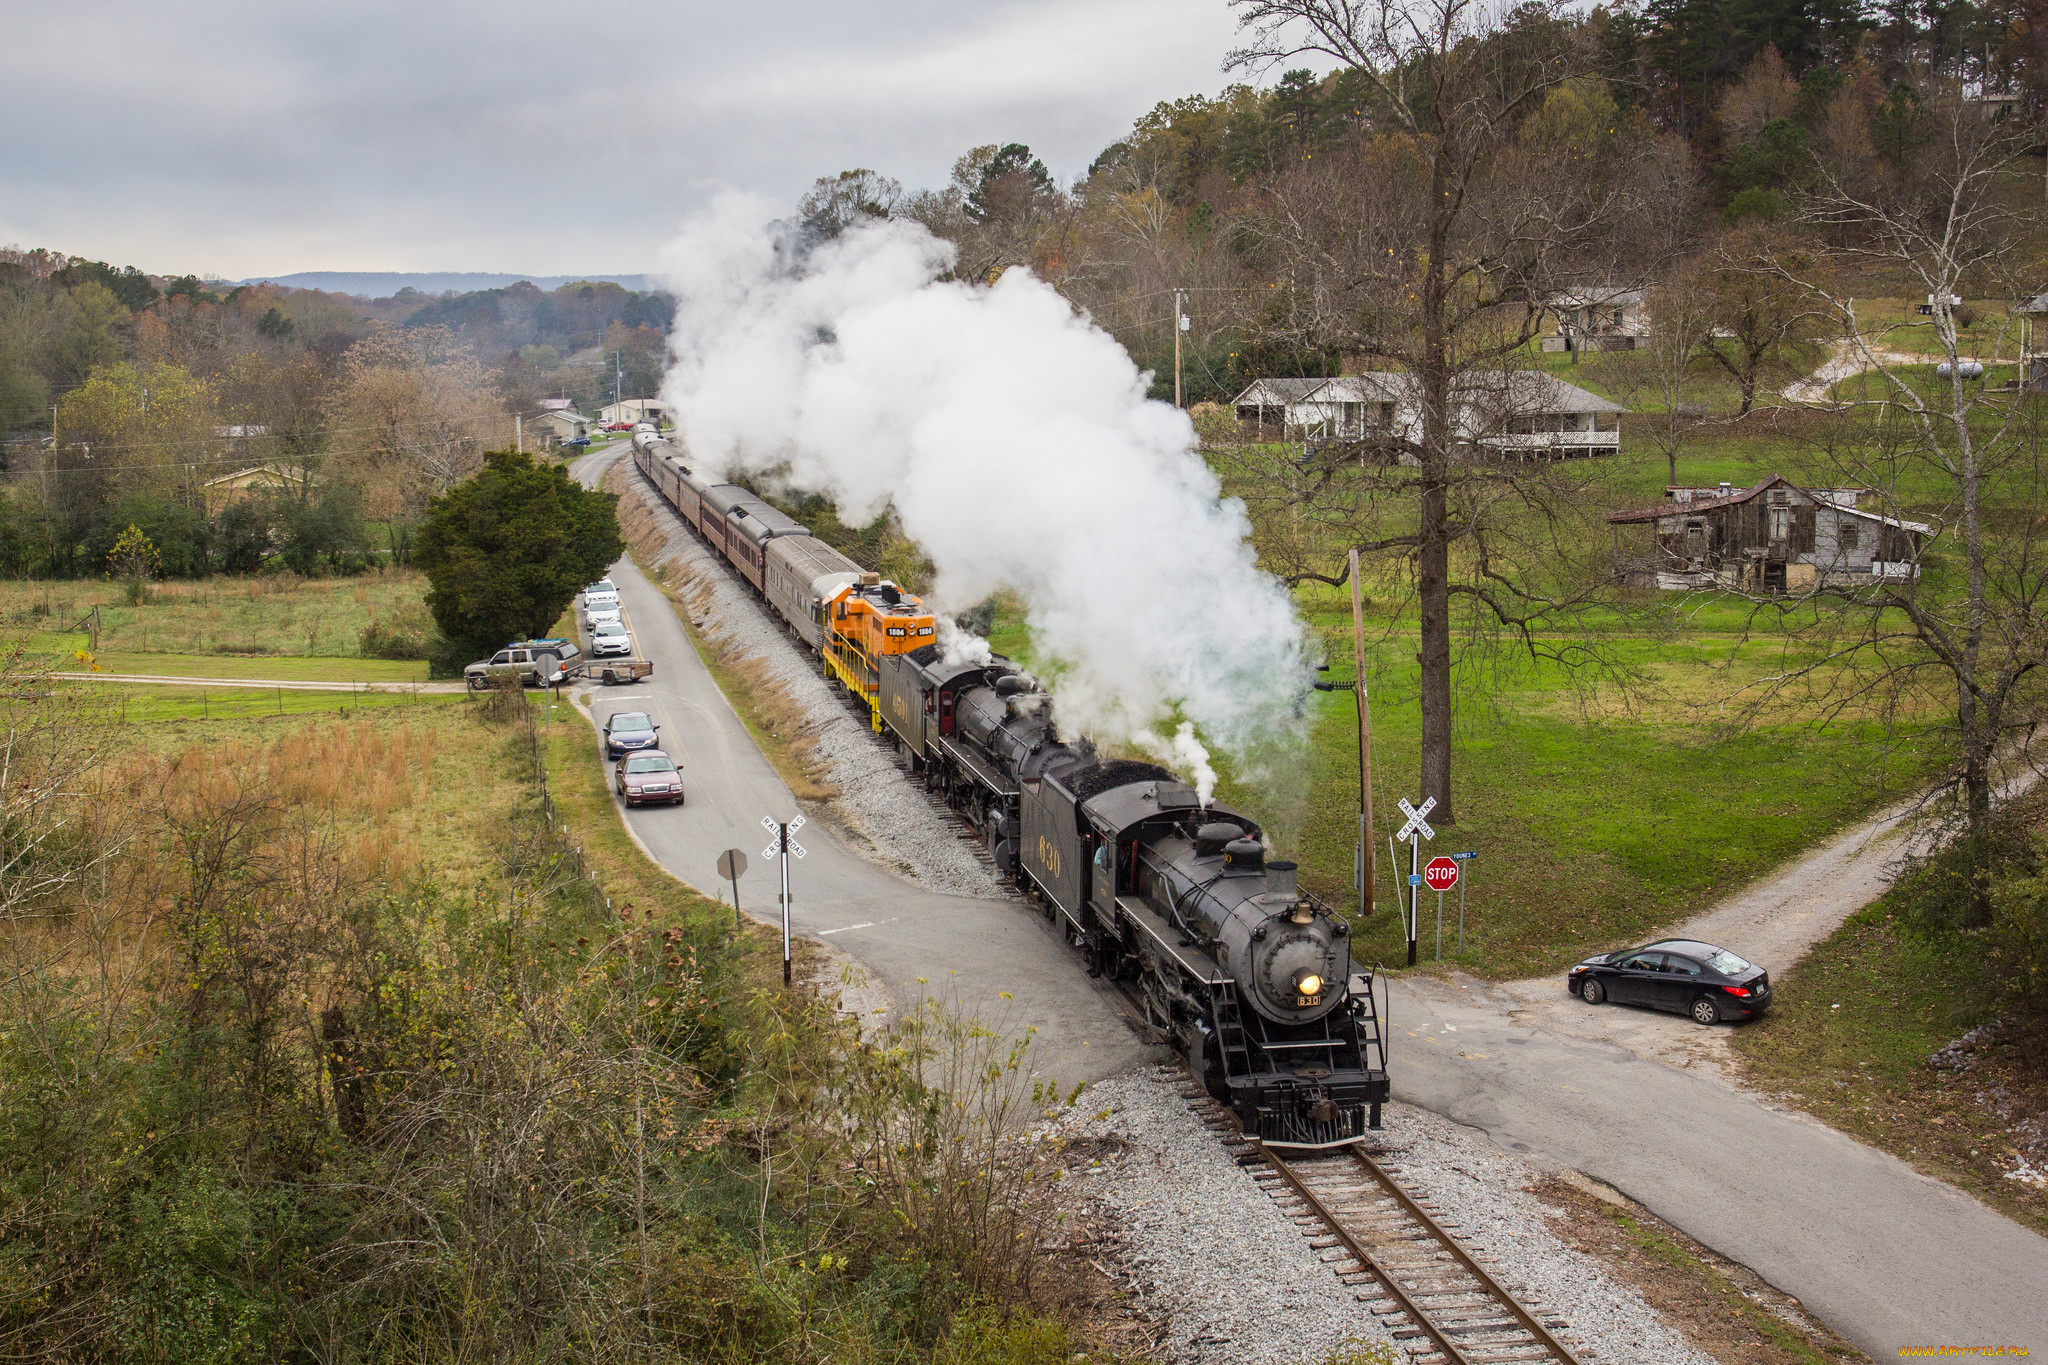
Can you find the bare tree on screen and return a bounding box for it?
[328,325,503,519]
[1606,276,1716,487]
[1226,0,1687,820]
[1691,224,1835,415]
[1733,87,2046,924]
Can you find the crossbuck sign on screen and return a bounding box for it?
[1396,796,1436,843]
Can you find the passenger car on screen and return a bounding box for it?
[1569,939,1771,1024]
[590,621,632,657]
[585,602,624,631]
[586,578,617,596]
[602,711,660,760]
[615,750,683,806]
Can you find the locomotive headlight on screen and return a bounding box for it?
[1296,972,1324,997]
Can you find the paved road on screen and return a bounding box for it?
[567,446,1151,1092]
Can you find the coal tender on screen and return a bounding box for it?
[878,650,1390,1147]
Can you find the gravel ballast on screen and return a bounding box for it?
[614,468,1002,900]
[1050,1069,1711,1365]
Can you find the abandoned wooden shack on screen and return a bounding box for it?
[1608,476,1931,592]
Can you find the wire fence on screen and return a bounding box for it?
[515,682,590,885]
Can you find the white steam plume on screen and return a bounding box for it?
[658,193,1309,801]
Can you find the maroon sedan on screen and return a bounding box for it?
[615,750,685,807]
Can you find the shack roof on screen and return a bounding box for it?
[1607,475,1931,534]
[1232,378,1329,405]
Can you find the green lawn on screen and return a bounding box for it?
[94,681,459,724]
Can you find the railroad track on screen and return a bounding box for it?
[1180,1083,1590,1365]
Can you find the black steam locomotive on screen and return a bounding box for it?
[631,428,1390,1145]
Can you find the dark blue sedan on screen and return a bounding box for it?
[602,711,660,760]
[1569,938,1772,1024]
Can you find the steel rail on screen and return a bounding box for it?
[1259,1149,1477,1365]
[1344,1146,1586,1365]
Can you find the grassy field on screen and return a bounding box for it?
[1729,904,2047,1237]
[53,648,428,682]
[0,568,432,661]
[91,680,451,723]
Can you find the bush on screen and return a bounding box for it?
[357,604,434,660]
[425,631,475,679]
[1990,860,2048,1027]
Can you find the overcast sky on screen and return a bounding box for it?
[3,0,1292,280]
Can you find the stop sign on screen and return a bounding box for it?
[1423,856,1460,892]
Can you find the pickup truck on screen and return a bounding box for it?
[464,639,584,690]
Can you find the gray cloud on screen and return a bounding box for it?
[4,0,1270,277]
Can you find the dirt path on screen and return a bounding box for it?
[1782,338,1929,402]
[51,671,463,693]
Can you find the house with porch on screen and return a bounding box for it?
[1539,287,1649,352]
[1230,371,1622,459]
[1607,476,1930,592]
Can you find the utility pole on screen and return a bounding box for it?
[1174,289,1188,410]
[1350,547,1377,919]
[515,414,522,455]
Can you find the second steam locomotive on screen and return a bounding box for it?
[630,427,1390,1144]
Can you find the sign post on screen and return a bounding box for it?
[761,815,807,986]
[1423,856,1459,960]
[1395,797,1436,967]
[715,849,748,934]
[1451,850,1477,954]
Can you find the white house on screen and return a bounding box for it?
[1232,378,1329,437]
[1540,287,1650,352]
[1231,371,1622,459]
[600,399,668,426]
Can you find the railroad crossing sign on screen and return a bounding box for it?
[1396,796,1436,843]
[761,813,807,861]
[1424,856,1460,892]
[762,816,807,986]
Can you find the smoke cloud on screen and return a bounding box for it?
[657,193,1309,799]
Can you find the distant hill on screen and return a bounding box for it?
[238,271,661,298]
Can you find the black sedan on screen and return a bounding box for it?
[1569,938,1772,1024]
[603,711,660,760]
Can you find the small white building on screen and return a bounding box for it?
[1231,372,1622,459]
[1540,287,1649,352]
[600,399,668,426]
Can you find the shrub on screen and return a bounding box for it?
[425,631,475,679]
[357,604,433,660]
[1990,860,2048,1027]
